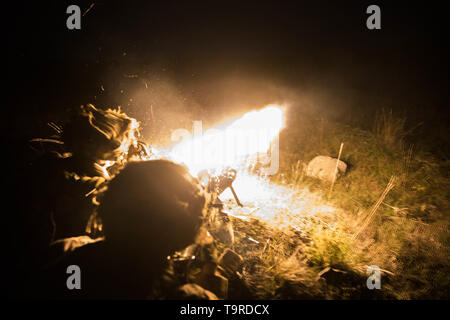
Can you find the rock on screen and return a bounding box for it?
[306,156,347,183]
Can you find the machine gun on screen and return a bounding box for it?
[198,167,243,207]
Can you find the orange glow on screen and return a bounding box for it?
[151,105,337,232]
[220,173,337,231]
[168,105,284,175]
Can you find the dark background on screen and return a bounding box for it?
[5,0,449,148]
[3,0,450,301]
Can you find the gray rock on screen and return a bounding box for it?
[306,156,347,182]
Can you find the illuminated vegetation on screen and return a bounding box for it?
[215,108,449,299]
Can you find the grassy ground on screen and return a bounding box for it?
[217,107,449,299]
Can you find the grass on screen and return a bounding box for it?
[373,108,408,146]
[218,107,450,299]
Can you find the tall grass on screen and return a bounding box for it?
[373,108,422,147]
[218,108,449,299]
[265,109,449,299]
[373,108,408,146]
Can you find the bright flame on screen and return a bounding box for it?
[150,105,338,232]
[168,105,284,175]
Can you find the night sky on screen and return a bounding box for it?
[5,1,449,141]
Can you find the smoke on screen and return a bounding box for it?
[80,58,410,151]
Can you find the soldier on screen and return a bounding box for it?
[37,159,208,299]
